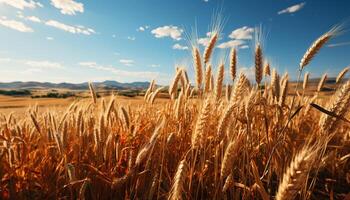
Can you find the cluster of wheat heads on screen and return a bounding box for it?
[1,25,350,200]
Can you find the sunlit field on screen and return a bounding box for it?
[1,0,350,199]
[1,20,350,199]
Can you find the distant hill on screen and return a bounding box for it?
[0,80,151,90]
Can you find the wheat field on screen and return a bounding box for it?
[1,24,350,200]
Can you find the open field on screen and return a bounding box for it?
[0,94,171,116]
[0,79,339,116]
[1,21,350,200]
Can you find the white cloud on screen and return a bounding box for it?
[50,0,84,15]
[198,32,221,47]
[26,16,41,23]
[127,36,136,41]
[172,43,188,50]
[229,26,254,40]
[0,16,33,32]
[16,12,42,23]
[0,57,64,69]
[0,0,43,10]
[137,25,149,32]
[198,37,210,47]
[203,0,209,2]
[21,68,43,74]
[79,62,160,80]
[278,2,306,15]
[45,20,95,35]
[119,59,134,66]
[217,39,246,49]
[25,60,63,69]
[46,36,54,40]
[151,25,183,40]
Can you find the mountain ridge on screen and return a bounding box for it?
[0,80,151,90]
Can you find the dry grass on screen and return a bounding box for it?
[1,23,350,200]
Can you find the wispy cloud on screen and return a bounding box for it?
[217,26,253,49]
[198,37,210,46]
[0,16,33,32]
[217,39,246,49]
[0,57,63,69]
[229,26,254,40]
[119,59,135,66]
[26,16,41,23]
[278,2,306,15]
[151,25,183,40]
[198,32,213,47]
[79,62,161,80]
[0,0,43,10]
[50,0,84,15]
[25,60,63,69]
[327,41,350,48]
[45,20,95,35]
[46,36,54,40]
[172,43,188,50]
[17,12,42,23]
[137,25,150,32]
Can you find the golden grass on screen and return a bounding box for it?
[1,23,350,200]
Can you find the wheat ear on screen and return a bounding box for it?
[191,98,211,149]
[255,44,263,85]
[204,32,218,65]
[336,66,349,84]
[215,63,225,101]
[221,132,245,179]
[193,47,203,90]
[317,73,327,92]
[275,146,318,200]
[229,48,237,82]
[168,159,188,200]
[300,25,342,69]
[88,82,97,104]
[302,72,310,90]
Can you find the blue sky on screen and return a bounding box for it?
[0,0,349,84]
